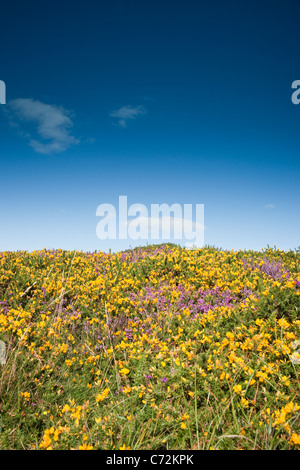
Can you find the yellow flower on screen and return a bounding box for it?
[240,397,249,407]
[233,384,242,395]
[61,404,71,413]
[277,318,290,329]
[119,444,131,450]
[78,443,93,450]
[20,392,30,401]
[281,376,290,387]
[175,357,181,366]
[290,433,300,445]
[96,388,110,402]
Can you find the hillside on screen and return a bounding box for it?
[0,244,300,450]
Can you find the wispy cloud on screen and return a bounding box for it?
[109,104,147,127]
[264,204,275,209]
[7,98,79,154]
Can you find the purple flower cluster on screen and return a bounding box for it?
[0,300,8,315]
[129,283,250,322]
[243,257,288,281]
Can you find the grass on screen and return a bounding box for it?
[0,243,300,450]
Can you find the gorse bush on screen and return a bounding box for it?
[0,245,299,450]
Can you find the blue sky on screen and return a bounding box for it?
[0,0,299,252]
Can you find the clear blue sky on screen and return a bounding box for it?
[0,0,299,252]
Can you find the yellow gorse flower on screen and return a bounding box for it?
[96,388,110,402]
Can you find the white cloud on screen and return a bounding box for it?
[264,204,275,209]
[123,215,206,236]
[109,104,147,127]
[7,98,79,154]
